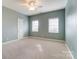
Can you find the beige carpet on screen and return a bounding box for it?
[2,37,72,59]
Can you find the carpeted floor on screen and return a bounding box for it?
[2,37,72,59]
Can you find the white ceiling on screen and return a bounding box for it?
[2,0,67,16]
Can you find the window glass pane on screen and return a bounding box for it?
[32,20,39,32]
[48,18,59,33]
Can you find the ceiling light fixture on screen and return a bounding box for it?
[21,0,41,11]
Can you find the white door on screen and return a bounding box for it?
[18,17,24,40]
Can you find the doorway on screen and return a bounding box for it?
[18,17,24,40]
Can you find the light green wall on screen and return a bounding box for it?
[65,0,77,59]
[2,6,28,42]
[29,9,65,40]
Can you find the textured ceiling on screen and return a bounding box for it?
[3,0,67,16]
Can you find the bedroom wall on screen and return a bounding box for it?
[2,6,28,42]
[65,0,77,59]
[29,9,65,40]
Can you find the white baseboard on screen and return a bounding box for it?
[3,36,65,44]
[2,37,29,44]
[28,36,65,43]
[3,36,64,44]
[2,39,18,44]
[65,44,74,59]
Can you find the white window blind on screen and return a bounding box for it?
[32,20,39,32]
[48,18,59,33]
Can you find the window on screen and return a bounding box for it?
[32,20,39,32]
[48,18,59,33]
